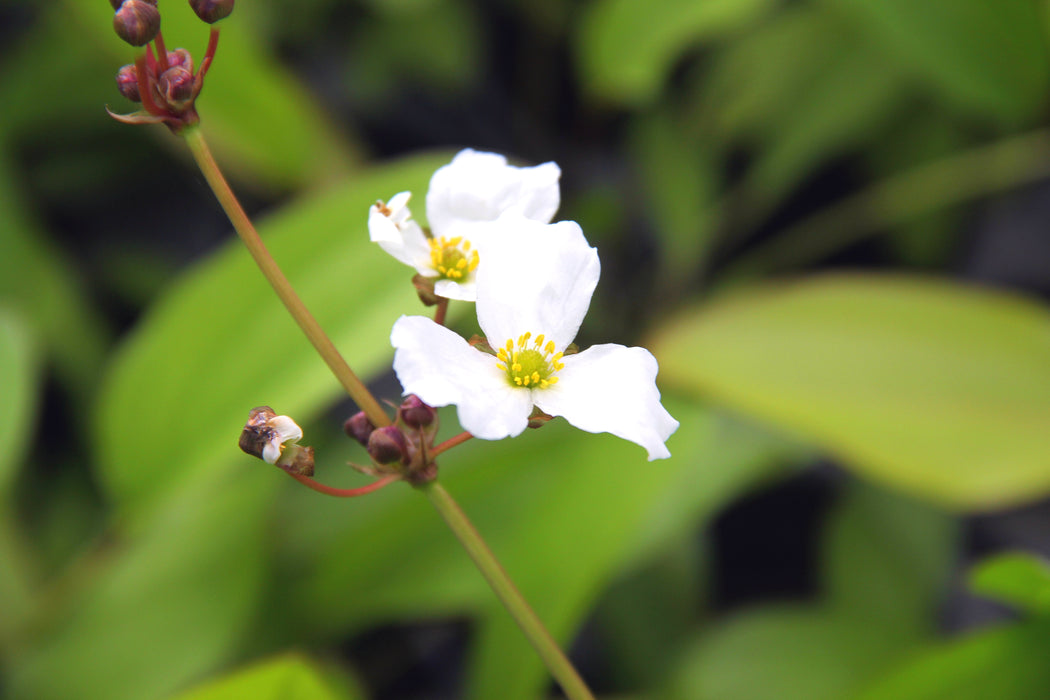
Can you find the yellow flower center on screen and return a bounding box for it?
[496,332,564,389]
[429,236,480,281]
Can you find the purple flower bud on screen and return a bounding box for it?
[116,64,141,102]
[113,0,161,46]
[166,48,194,73]
[343,411,375,447]
[367,426,409,466]
[158,66,195,110]
[189,0,234,23]
[399,395,437,429]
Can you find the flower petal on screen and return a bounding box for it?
[369,193,433,275]
[533,344,679,460]
[476,216,599,351]
[262,415,304,464]
[426,149,561,234]
[391,316,533,439]
[434,278,478,302]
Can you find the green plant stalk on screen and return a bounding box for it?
[181,127,389,428]
[421,480,596,700]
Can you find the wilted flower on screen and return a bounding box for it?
[391,215,679,460]
[369,149,561,302]
[238,406,304,464]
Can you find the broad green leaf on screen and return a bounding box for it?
[651,275,1050,510]
[703,5,905,211]
[94,153,454,517]
[8,471,276,700]
[0,310,38,496]
[823,0,1049,124]
[970,552,1050,615]
[628,108,720,286]
[0,149,107,400]
[854,619,1050,700]
[269,398,784,700]
[823,483,957,637]
[64,0,358,189]
[578,0,776,104]
[169,654,360,700]
[663,607,908,700]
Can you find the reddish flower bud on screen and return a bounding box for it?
[343,411,375,447]
[158,66,195,110]
[189,0,234,23]
[113,0,161,46]
[367,426,409,466]
[116,64,141,102]
[399,395,437,429]
[166,48,194,73]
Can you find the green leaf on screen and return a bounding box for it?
[94,153,455,518]
[578,0,776,104]
[822,0,1049,124]
[854,619,1050,700]
[0,310,38,497]
[169,654,360,700]
[64,0,359,189]
[823,483,957,638]
[651,275,1050,510]
[8,471,277,700]
[970,552,1050,615]
[704,5,905,210]
[0,149,107,399]
[664,607,908,700]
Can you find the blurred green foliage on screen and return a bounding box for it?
[2,0,1050,698]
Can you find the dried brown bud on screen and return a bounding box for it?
[411,274,440,307]
[113,0,161,46]
[158,66,195,110]
[343,411,375,447]
[399,395,436,429]
[276,444,315,476]
[367,426,409,466]
[116,64,140,102]
[189,0,234,23]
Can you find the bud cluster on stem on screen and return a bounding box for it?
[108,0,232,131]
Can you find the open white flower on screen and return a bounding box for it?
[369,149,561,301]
[391,215,679,460]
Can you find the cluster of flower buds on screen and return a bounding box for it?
[108,0,234,132]
[344,395,441,484]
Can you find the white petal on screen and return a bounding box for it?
[475,217,599,351]
[369,199,434,274]
[434,278,478,302]
[533,344,679,460]
[426,149,561,234]
[261,415,303,464]
[391,316,533,439]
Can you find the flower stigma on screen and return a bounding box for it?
[429,236,479,281]
[496,332,564,389]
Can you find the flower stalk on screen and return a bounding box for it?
[420,480,595,700]
[181,126,389,428]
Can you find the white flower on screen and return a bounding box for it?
[240,406,304,464]
[390,215,679,460]
[369,149,561,301]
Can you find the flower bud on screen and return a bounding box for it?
[343,411,375,447]
[166,48,194,73]
[367,426,409,466]
[113,0,161,46]
[239,406,304,464]
[116,64,141,102]
[399,395,436,429]
[158,66,195,110]
[189,0,234,23]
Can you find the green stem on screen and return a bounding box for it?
[181,127,389,428]
[420,480,595,700]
